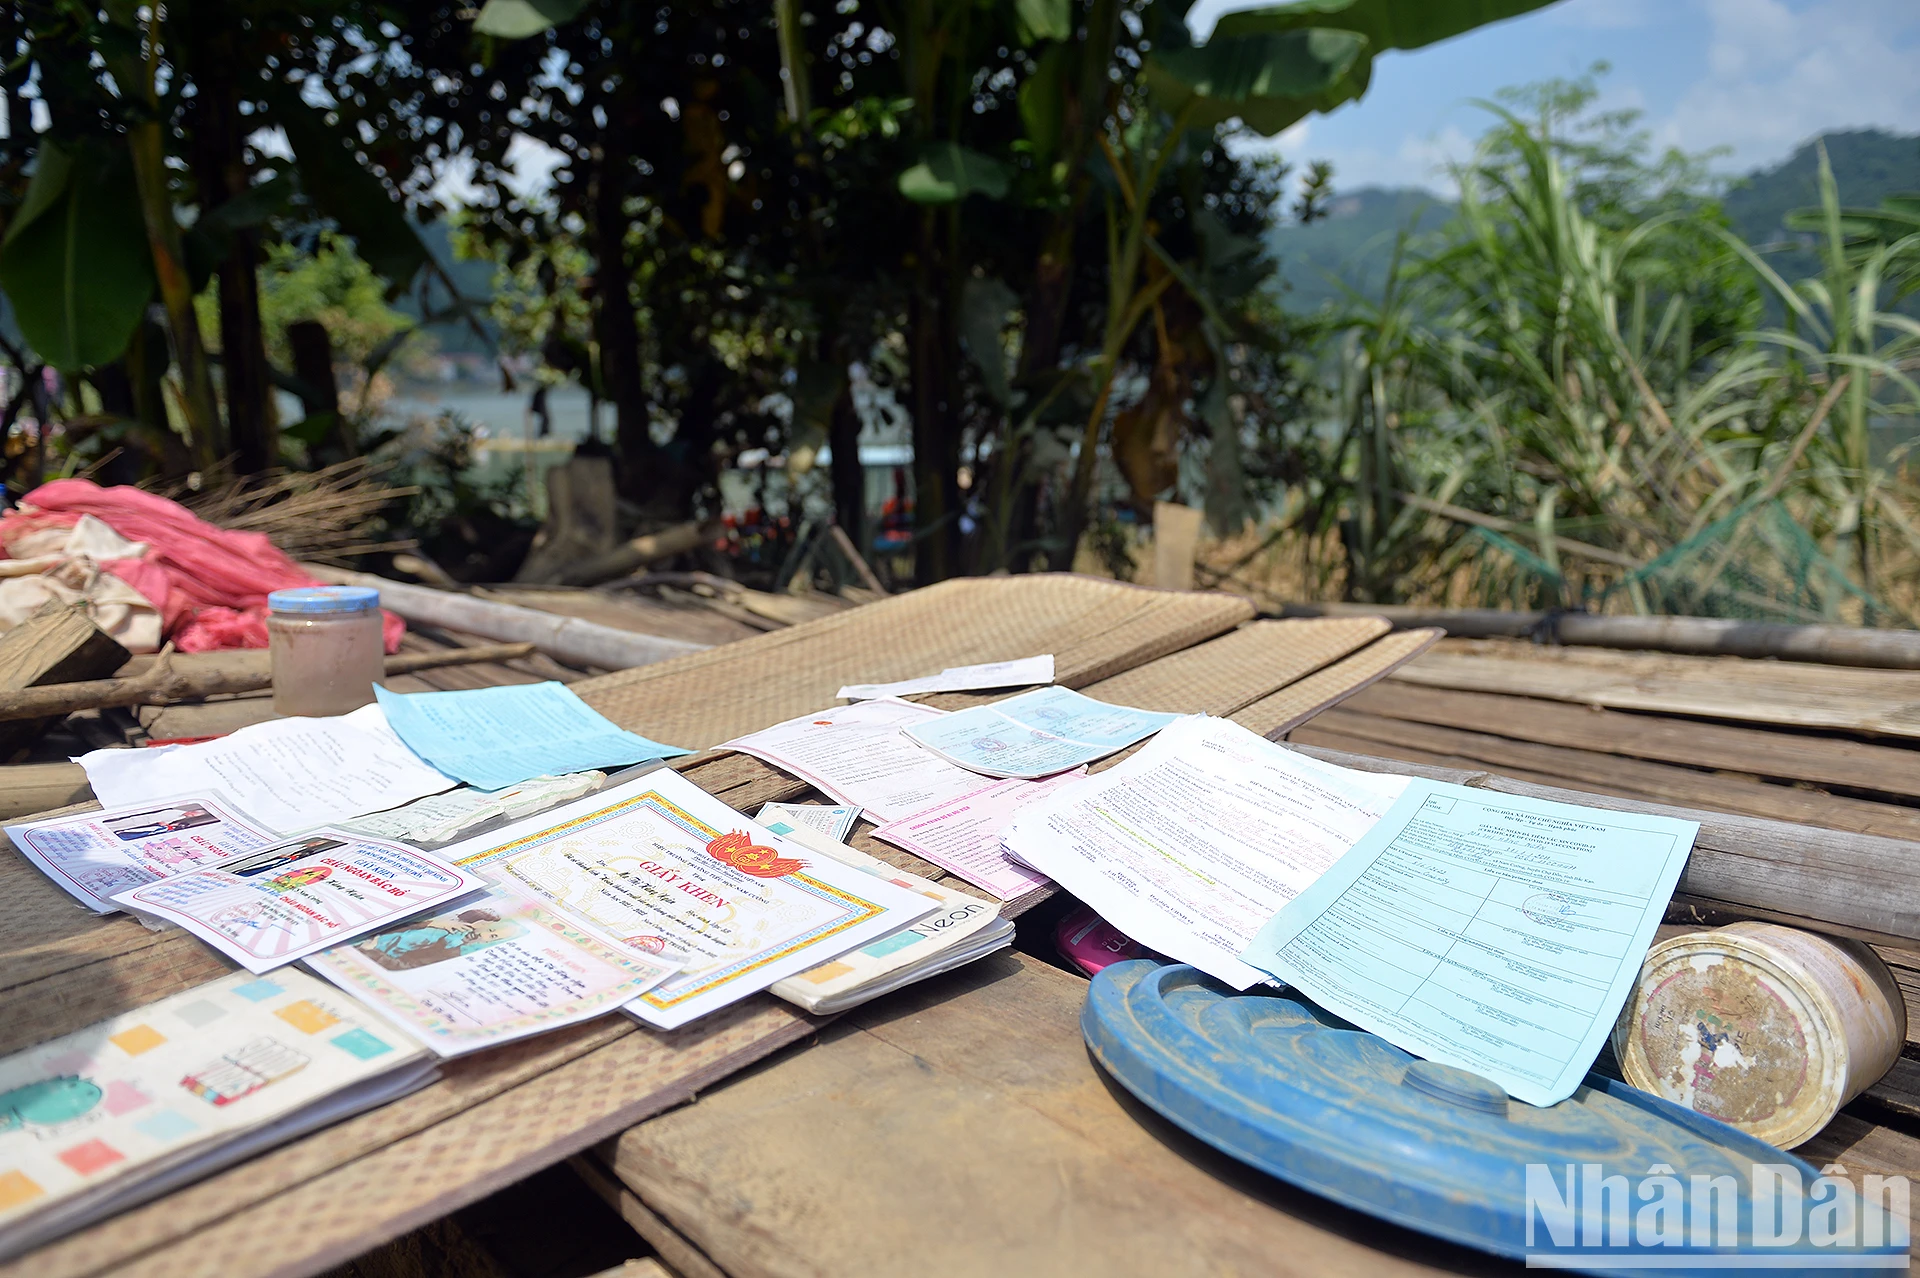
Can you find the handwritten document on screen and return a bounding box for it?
[837,655,1055,701]
[78,704,455,834]
[1241,780,1696,1107]
[1002,716,1405,986]
[905,686,1178,778]
[723,698,989,823]
[374,682,687,792]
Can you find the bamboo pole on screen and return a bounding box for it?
[0,642,535,723]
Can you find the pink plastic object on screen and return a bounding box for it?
[1055,904,1154,977]
[6,479,404,653]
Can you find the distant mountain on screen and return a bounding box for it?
[1268,129,1920,314]
[1721,130,1920,284]
[1268,186,1454,314]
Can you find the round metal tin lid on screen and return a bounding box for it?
[267,586,381,614]
[1082,960,1899,1275]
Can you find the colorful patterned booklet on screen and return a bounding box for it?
[305,886,681,1057]
[436,769,937,1030]
[0,969,434,1260]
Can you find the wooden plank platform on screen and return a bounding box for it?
[593,952,1501,1278]
[0,576,1439,1278]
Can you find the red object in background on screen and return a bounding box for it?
[1055,904,1156,977]
[6,480,404,654]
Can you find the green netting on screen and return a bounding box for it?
[1471,498,1891,624]
[1606,498,1890,625]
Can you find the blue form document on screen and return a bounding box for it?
[902,686,1179,779]
[1240,780,1696,1107]
[374,682,688,792]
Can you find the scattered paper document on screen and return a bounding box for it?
[837,654,1055,701]
[722,698,990,823]
[1002,716,1406,987]
[1240,780,1697,1108]
[305,886,679,1057]
[0,968,435,1261]
[113,831,485,974]
[905,685,1179,778]
[756,801,861,844]
[340,772,606,845]
[373,682,687,793]
[7,793,277,914]
[436,770,937,1029]
[77,704,456,834]
[768,824,1012,1014]
[871,772,1086,900]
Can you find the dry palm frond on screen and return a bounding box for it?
[176,458,421,563]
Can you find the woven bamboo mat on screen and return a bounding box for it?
[1233,628,1443,739]
[1079,617,1388,717]
[571,575,1254,748]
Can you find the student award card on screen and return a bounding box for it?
[112,833,485,974]
[7,793,277,914]
[305,886,681,1057]
[437,770,937,1029]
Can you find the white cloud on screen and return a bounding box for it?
[1659,0,1920,168]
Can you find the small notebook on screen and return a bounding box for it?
[0,969,436,1260]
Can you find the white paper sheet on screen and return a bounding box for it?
[78,705,456,834]
[756,801,861,844]
[722,698,990,823]
[112,831,486,974]
[870,772,1085,899]
[1001,716,1406,987]
[338,772,605,845]
[903,686,1179,778]
[305,886,679,1057]
[1240,780,1698,1107]
[836,655,1055,701]
[7,793,277,913]
[434,770,938,1029]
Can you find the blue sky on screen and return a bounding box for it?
[1190,0,1920,193]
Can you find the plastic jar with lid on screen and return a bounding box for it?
[267,586,385,717]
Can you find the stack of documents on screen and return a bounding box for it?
[1004,714,1700,1108]
[0,969,435,1260]
[431,769,938,1029]
[767,825,1012,1014]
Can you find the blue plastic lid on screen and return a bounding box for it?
[1084,961,1900,1274]
[267,586,381,615]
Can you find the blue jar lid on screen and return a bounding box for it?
[1083,961,1900,1272]
[267,586,381,615]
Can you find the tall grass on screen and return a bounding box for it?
[1292,107,1920,623]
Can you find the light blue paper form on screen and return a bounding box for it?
[903,686,1178,778]
[373,682,689,793]
[1239,779,1697,1107]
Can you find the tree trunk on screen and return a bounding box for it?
[591,77,652,501]
[908,209,961,585]
[187,21,272,473]
[828,376,866,552]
